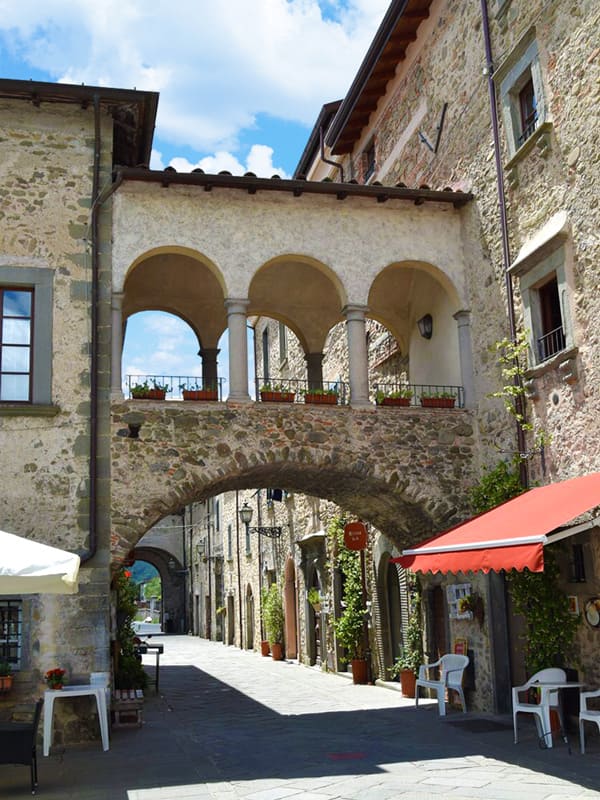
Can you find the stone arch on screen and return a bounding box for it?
[122,246,228,352]
[284,558,298,660]
[133,546,185,634]
[111,404,475,566]
[248,254,346,354]
[368,260,463,387]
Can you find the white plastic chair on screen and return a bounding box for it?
[415,654,469,716]
[579,689,600,754]
[512,667,566,748]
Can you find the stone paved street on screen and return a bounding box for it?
[2,636,600,799]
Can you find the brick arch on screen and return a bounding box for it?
[112,402,476,566]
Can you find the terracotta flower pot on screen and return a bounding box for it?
[182,389,218,401]
[270,642,283,661]
[260,391,295,403]
[400,669,416,698]
[260,640,270,657]
[420,397,456,408]
[379,397,411,407]
[0,675,13,693]
[304,393,338,405]
[351,658,368,685]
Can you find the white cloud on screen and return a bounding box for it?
[168,144,289,178]
[1,0,389,155]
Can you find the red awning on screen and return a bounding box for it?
[393,472,600,574]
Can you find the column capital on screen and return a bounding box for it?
[224,298,250,315]
[453,309,471,325]
[342,303,369,320]
[111,291,124,311]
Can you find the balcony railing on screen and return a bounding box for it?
[256,378,349,405]
[125,375,226,401]
[537,326,565,363]
[372,382,465,408]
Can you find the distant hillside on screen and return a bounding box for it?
[131,560,159,584]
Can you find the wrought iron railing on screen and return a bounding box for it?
[256,378,349,405]
[125,375,225,401]
[372,382,465,408]
[537,326,565,363]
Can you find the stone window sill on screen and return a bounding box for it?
[524,346,579,397]
[0,403,60,417]
[505,122,553,187]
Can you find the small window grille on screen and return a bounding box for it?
[517,77,538,146]
[0,600,22,669]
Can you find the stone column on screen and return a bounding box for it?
[305,352,324,390]
[111,292,124,398]
[453,310,474,408]
[199,347,220,392]
[343,304,370,407]
[225,299,251,402]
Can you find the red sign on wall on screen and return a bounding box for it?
[344,521,367,551]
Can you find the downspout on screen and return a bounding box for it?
[235,491,244,649]
[320,126,345,183]
[480,0,528,488]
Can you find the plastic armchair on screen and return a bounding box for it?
[0,697,44,794]
[415,654,469,716]
[512,667,566,748]
[579,688,600,754]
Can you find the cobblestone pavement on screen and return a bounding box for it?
[2,636,600,799]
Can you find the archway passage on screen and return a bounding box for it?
[111,403,476,567]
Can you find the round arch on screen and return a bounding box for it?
[248,254,347,354]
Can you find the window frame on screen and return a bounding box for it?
[0,287,34,403]
[497,33,547,158]
[0,599,23,670]
[0,267,53,406]
[363,140,376,183]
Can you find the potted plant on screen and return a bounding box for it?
[114,569,148,691]
[375,387,413,407]
[458,593,484,626]
[420,391,456,408]
[179,382,218,401]
[44,667,66,690]
[303,387,339,405]
[262,583,285,660]
[259,383,295,403]
[307,587,322,613]
[130,380,171,400]
[392,585,423,697]
[0,661,13,693]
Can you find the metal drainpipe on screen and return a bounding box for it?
[480,0,528,488]
[319,126,345,183]
[235,491,244,649]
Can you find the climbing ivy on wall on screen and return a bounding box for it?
[328,516,367,660]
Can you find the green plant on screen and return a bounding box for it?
[375,387,412,403]
[216,605,227,616]
[392,581,423,675]
[44,667,66,688]
[307,587,322,608]
[421,390,455,399]
[114,569,148,690]
[262,583,285,645]
[329,517,367,660]
[507,551,580,676]
[131,380,171,397]
[469,460,524,514]
[0,661,13,677]
[179,381,201,392]
[302,387,338,397]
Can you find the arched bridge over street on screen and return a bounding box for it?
[111,400,477,564]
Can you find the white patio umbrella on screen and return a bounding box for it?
[0,530,80,594]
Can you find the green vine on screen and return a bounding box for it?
[489,330,551,453]
[328,516,367,660]
[469,460,524,515]
[507,552,580,675]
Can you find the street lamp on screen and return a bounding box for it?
[238,501,284,538]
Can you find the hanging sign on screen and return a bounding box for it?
[344,521,367,551]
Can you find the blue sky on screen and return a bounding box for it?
[0,0,389,393]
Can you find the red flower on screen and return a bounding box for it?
[124,570,132,578]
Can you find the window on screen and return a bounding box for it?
[0,267,53,406]
[214,499,220,533]
[278,322,287,363]
[535,275,565,361]
[363,140,376,182]
[262,328,269,383]
[245,526,251,555]
[497,34,547,157]
[227,524,232,561]
[0,288,33,401]
[0,600,22,669]
[509,213,572,368]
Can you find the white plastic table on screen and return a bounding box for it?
[531,681,584,748]
[43,684,110,756]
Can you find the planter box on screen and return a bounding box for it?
[133,389,166,400]
[182,389,218,401]
[420,397,456,408]
[260,391,295,403]
[351,658,368,685]
[304,393,338,405]
[400,668,416,697]
[378,397,411,407]
[0,675,13,694]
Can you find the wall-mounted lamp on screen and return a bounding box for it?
[238,501,284,539]
[417,313,433,339]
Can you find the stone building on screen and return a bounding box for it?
[1,0,599,742]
